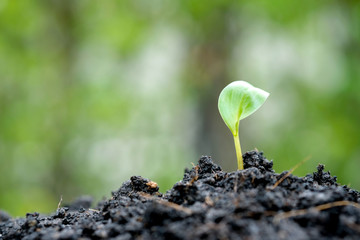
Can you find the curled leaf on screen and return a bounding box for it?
[218,81,269,136]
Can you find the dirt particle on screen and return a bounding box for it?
[146,181,158,189]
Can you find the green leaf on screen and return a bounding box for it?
[218,81,269,136]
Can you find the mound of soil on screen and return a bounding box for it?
[1,151,360,239]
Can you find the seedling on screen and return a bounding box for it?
[218,81,269,170]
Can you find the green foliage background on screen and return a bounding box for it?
[0,0,359,216]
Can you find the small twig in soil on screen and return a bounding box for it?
[88,209,100,213]
[189,164,199,185]
[273,200,360,223]
[138,192,192,215]
[345,222,360,233]
[158,200,193,215]
[251,172,256,184]
[269,155,311,190]
[234,174,239,192]
[57,195,63,210]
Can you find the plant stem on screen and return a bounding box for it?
[233,134,243,170]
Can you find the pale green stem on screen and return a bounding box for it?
[233,134,243,170]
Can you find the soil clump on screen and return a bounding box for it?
[1,151,360,239]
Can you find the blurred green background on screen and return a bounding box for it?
[1,0,359,217]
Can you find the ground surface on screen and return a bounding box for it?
[1,151,360,239]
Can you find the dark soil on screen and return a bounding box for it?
[1,151,360,239]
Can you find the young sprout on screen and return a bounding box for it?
[218,81,269,170]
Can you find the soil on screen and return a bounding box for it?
[1,150,360,240]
